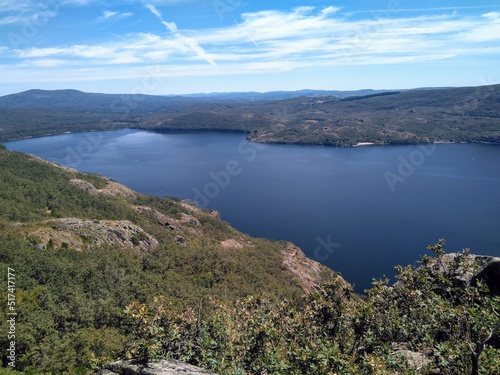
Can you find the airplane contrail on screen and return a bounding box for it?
[144,3,216,66]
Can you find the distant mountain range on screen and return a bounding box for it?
[0,87,456,110]
[0,89,193,112]
[0,85,498,146]
[178,89,400,101]
[0,88,414,109]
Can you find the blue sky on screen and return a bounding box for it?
[0,0,499,95]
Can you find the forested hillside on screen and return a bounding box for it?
[0,145,499,374]
[0,146,336,373]
[0,84,499,146]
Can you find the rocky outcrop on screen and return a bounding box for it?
[69,178,137,199]
[54,218,158,252]
[178,200,202,214]
[135,206,178,230]
[390,343,431,371]
[179,213,200,227]
[432,253,500,296]
[220,239,244,249]
[100,180,137,199]
[30,227,84,251]
[69,178,99,195]
[102,359,217,375]
[35,218,159,252]
[209,209,220,219]
[281,243,338,293]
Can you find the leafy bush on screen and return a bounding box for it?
[125,241,500,375]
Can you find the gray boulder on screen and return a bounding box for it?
[102,359,217,375]
[433,253,500,296]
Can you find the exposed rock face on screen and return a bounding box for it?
[135,206,178,230]
[100,180,137,199]
[209,209,220,219]
[179,213,200,227]
[391,343,431,371]
[434,253,500,296]
[30,227,84,251]
[178,200,202,214]
[281,243,337,293]
[69,177,137,199]
[220,239,244,249]
[49,218,158,252]
[69,178,99,195]
[103,359,217,375]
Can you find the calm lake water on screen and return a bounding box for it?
[5,129,500,291]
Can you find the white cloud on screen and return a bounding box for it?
[190,8,500,65]
[0,15,24,25]
[22,58,67,68]
[321,6,341,16]
[3,6,500,85]
[348,5,500,15]
[144,2,215,65]
[0,0,59,25]
[96,10,133,23]
[0,0,33,13]
[99,11,119,21]
[13,32,187,64]
[482,11,500,20]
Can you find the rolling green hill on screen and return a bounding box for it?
[0,85,499,146]
[0,146,337,373]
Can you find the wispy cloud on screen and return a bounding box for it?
[0,0,58,26]
[348,5,500,14]
[13,32,184,63]
[22,58,67,68]
[144,3,216,65]
[96,10,133,23]
[98,11,118,22]
[2,6,500,83]
[0,0,34,13]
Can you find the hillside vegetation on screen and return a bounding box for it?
[0,85,499,146]
[0,84,499,373]
[0,146,499,374]
[0,146,335,373]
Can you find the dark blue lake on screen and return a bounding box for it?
[5,129,500,291]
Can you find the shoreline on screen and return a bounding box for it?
[353,142,376,147]
[2,126,499,149]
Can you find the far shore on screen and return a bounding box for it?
[354,142,376,147]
